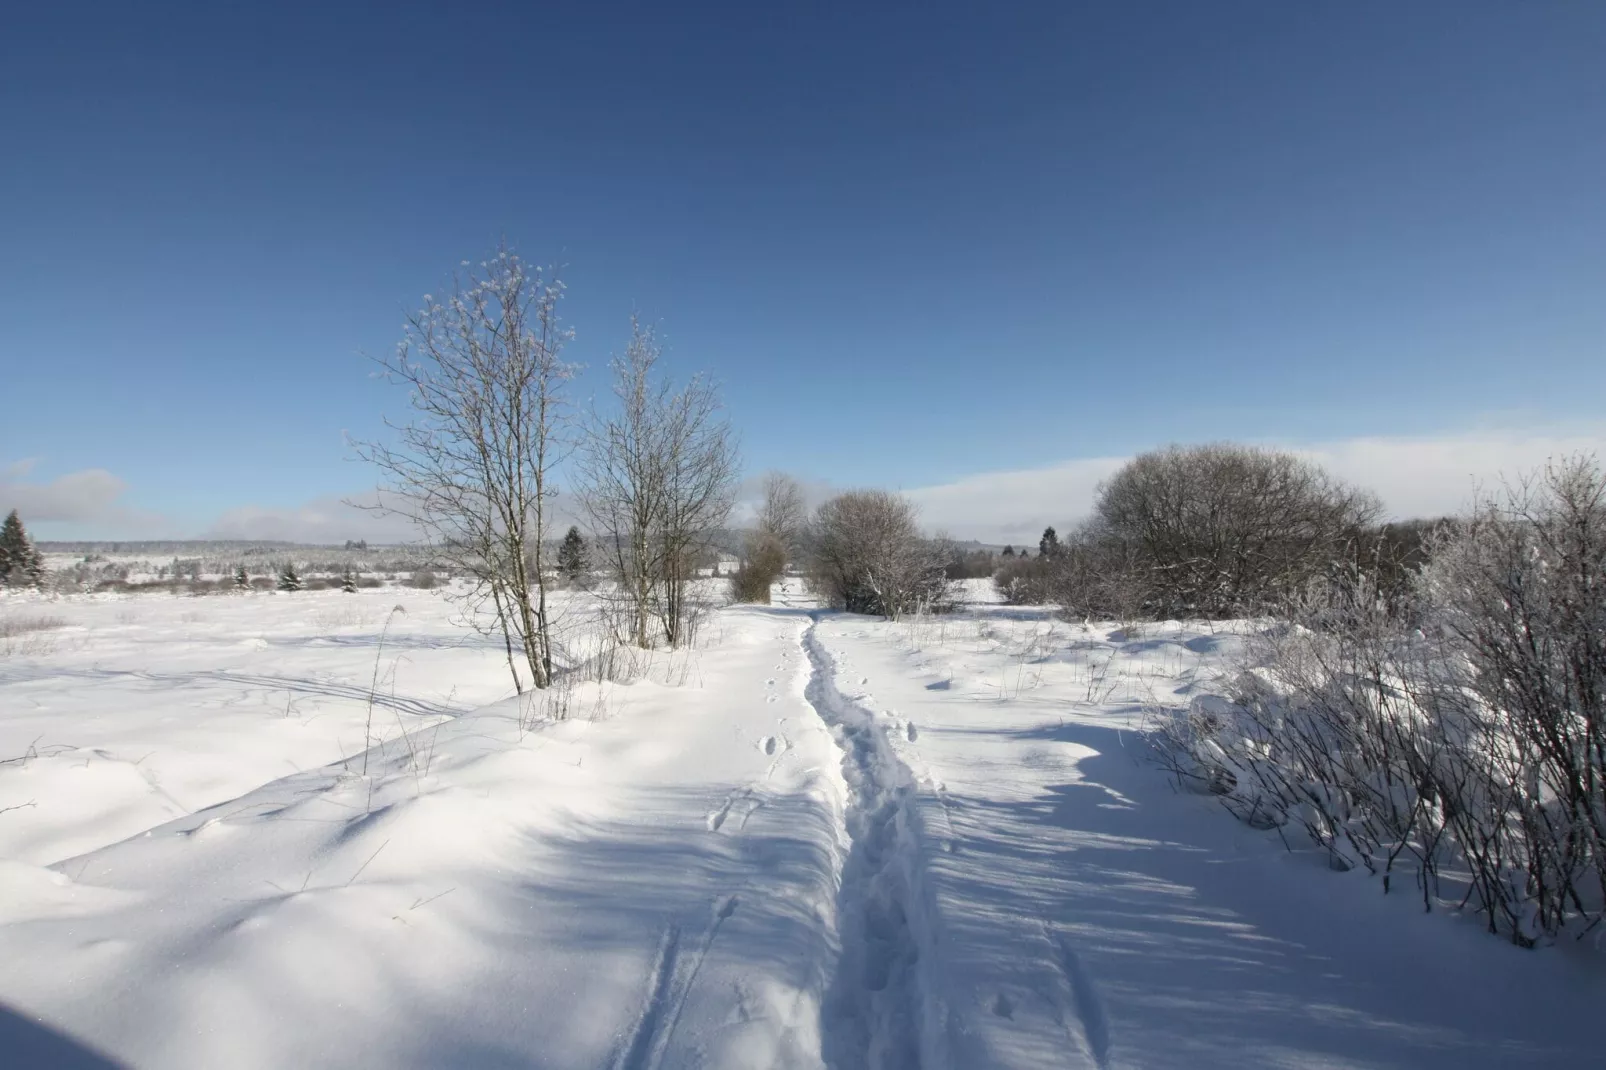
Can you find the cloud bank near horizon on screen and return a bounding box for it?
[905,426,1606,545]
[10,426,1604,545]
[0,460,172,537]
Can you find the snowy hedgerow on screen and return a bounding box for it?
[1158,455,1606,947]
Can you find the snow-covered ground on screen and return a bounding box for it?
[1,585,1602,1068]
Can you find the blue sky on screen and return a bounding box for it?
[3,2,1604,541]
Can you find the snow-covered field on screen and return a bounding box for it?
[1,584,1602,1068]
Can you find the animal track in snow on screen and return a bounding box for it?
[706,788,765,833]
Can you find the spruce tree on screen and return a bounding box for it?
[24,547,45,589]
[341,569,358,593]
[0,510,34,587]
[1039,526,1060,559]
[1001,545,1015,558]
[234,566,250,591]
[557,526,587,583]
[276,561,302,592]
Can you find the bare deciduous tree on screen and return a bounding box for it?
[354,249,574,692]
[756,472,807,560]
[577,317,738,648]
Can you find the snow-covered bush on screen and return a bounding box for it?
[1157,456,1606,946]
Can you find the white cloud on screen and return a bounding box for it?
[0,464,169,532]
[205,492,426,545]
[902,426,1606,545]
[906,456,1127,546]
[1294,428,1606,520]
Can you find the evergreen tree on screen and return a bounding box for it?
[234,565,250,591]
[1039,526,1061,559]
[276,561,302,592]
[557,526,587,583]
[24,546,45,589]
[0,510,34,587]
[1001,545,1015,558]
[341,569,358,593]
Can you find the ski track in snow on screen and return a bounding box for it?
[1046,923,1112,1070]
[615,894,743,1070]
[802,617,932,1070]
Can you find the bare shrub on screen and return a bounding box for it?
[0,615,68,639]
[730,532,786,604]
[1421,455,1606,942]
[406,570,438,590]
[0,614,68,657]
[993,531,1146,622]
[807,490,950,618]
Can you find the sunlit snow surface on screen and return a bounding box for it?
[0,581,1601,1068]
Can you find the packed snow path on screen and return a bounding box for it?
[802,619,935,1070]
[2,589,1604,1067]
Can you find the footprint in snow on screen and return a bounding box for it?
[905,723,919,742]
[759,736,777,756]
